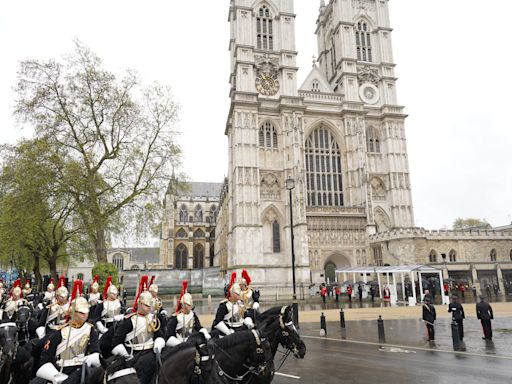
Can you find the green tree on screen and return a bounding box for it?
[14,41,181,262]
[452,218,492,230]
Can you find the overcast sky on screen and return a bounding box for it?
[0,0,511,232]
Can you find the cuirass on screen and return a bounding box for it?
[59,324,91,360]
[103,299,121,318]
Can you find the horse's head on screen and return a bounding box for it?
[16,305,32,327]
[0,322,18,360]
[274,305,306,359]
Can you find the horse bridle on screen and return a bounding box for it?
[278,306,300,357]
[16,306,32,344]
[0,322,18,361]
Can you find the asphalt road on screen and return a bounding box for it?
[273,336,512,383]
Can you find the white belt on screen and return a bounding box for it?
[104,318,115,323]
[107,368,137,381]
[57,354,85,367]
[228,322,244,328]
[128,339,154,351]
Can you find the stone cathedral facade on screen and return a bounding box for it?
[214,0,415,290]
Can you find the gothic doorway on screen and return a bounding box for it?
[325,261,336,283]
[324,253,351,283]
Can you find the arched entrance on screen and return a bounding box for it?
[324,253,351,283]
[325,261,336,283]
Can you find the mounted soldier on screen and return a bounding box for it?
[1,279,29,321]
[93,275,124,334]
[239,269,260,319]
[87,275,101,306]
[43,278,56,304]
[111,275,165,384]
[36,276,69,339]
[23,280,35,304]
[148,276,167,317]
[212,272,254,336]
[165,280,210,347]
[32,280,101,384]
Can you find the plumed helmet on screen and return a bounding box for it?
[47,283,55,291]
[56,286,69,298]
[138,291,153,307]
[12,286,22,296]
[70,296,89,315]
[24,282,31,289]
[4,300,16,315]
[230,282,241,297]
[149,284,158,293]
[240,270,251,287]
[180,293,193,307]
[91,282,99,291]
[107,284,118,296]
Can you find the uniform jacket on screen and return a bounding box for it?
[165,311,202,340]
[422,303,436,324]
[111,313,164,351]
[212,300,249,329]
[476,302,494,320]
[448,303,465,320]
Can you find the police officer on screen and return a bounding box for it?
[36,277,69,339]
[212,272,254,336]
[476,295,494,340]
[32,283,101,384]
[422,296,436,341]
[239,269,260,319]
[111,288,165,384]
[448,295,465,341]
[165,281,210,347]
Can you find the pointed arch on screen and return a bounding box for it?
[179,204,188,222]
[251,0,279,18]
[254,2,275,51]
[175,228,188,238]
[193,244,204,269]
[194,204,203,222]
[374,206,391,232]
[261,204,284,254]
[355,18,373,62]
[258,120,278,149]
[366,126,381,153]
[429,249,439,263]
[175,243,188,270]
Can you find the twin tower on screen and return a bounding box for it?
[215,0,414,293]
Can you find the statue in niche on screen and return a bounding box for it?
[261,173,280,200]
[371,177,386,199]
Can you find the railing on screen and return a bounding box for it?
[299,91,343,103]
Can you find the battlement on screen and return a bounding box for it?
[369,227,512,242]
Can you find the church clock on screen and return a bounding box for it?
[256,72,279,96]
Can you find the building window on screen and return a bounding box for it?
[429,250,437,263]
[77,273,84,281]
[490,248,497,262]
[311,80,320,93]
[176,228,187,238]
[193,244,204,269]
[194,229,205,238]
[259,122,277,149]
[373,246,383,266]
[210,205,218,223]
[272,220,280,253]
[257,6,273,50]
[209,245,215,267]
[179,205,188,222]
[305,127,344,207]
[330,34,337,75]
[194,205,203,223]
[449,249,457,262]
[175,244,188,269]
[113,253,124,271]
[366,127,380,153]
[356,20,372,62]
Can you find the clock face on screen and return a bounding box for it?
[256,72,279,96]
[359,83,380,105]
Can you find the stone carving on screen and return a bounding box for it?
[354,0,376,12]
[357,65,380,86]
[261,172,281,200]
[370,177,386,200]
[374,207,391,233]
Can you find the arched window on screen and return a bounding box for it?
[175,228,187,238]
[130,265,140,271]
[356,20,372,62]
[209,245,215,267]
[259,122,277,149]
[366,127,380,153]
[311,80,320,93]
[449,249,457,262]
[428,250,437,263]
[194,205,203,223]
[175,244,188,270]
[194,229,205,238]
[257,6,273,50]
[193,244,204,269]
[305,127,344,207]
[210,205,218,223]
[179,205,188,222]
[490,248,497,262]
[272,220,280,253]
[113,253,124,271]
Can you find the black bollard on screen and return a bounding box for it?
[320,312,327,336]
[292,301,300,329]
[378,315,385,343]
[340,307,346,329]
[451,321,461,351]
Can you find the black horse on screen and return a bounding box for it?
[12,305,38,384]
[0,322,17,384]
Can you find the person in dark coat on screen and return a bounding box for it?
[422,297,436,341]
[357,284,363,302]
[476,296,494,340]
[370,286,376,302]
[448,295,465,341]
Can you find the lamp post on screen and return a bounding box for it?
[285,176,299,327]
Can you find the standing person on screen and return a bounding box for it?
[347,285,353,303]
[422,297,436,341]
[471,283,477,299]
[370,285,376,303]
[357,284,363,302]
[443,282,449,297]
[476,296,494,341]
[458,283,465,299]
[485,284,492,299]
[335,285,340,303]
[320,283,327,304]
[448,295,465,341]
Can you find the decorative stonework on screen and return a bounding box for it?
[354,0,376,12]
[260,172,281,201]
[357,65,380,86]
[370,177,386,200]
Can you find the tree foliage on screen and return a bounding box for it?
[452,218,492,230]
[14,41,181,262]
[91,262,118,293]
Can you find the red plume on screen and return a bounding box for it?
[92,275,99,286]
[241,270,251,286]
[103,276,113,300]
[66,280,83,321]
[49,278,54,284]
[176,280,188,313]
[132,275,149,311]
[226,272,236,300]
[149,275,155,287]
[10,278,21,297]
[58,275,66,288]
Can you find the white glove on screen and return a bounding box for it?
[37,303,43,310]
[36,326,46,339]
[252,302,260,311]
[215,321,234,336]
[84,352,101,367]
[160,310,168,316]
[243,317,254,329]
[36,362,69,384]
[166,336,182,347]
[199,328,211,341]
[112,344,130,358]
[154,337,165,354]
[96,321,108,334]
[114,314,124,322]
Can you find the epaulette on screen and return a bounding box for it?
[221,299,228,304]
[125,312,136,319]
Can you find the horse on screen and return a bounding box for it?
[11,305,38,384]
[0,322,18,384]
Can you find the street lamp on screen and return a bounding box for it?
[285,176,299,327]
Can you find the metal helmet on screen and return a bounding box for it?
[180,292,193,307]
[107,284,118,296]
[149,284,158,294]
[4,300,16,316]
[56,286,69,299]
[70,296,89,315]
[230,282,241,297]
[90,282,99,292]
[12,286,22,297]
[47,283,55,291]
[138,291,153,307]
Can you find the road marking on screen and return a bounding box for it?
[275,372,301,379]
[302,335,512,360]
[379,346,416,354]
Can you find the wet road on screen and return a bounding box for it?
[273,336,512,383]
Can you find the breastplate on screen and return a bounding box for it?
[59,324,91,361]
[129,315,154,345]
[224,302,243,325]
[103,300,121,318]
[176,312,195,339]
[49,303,68,325]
